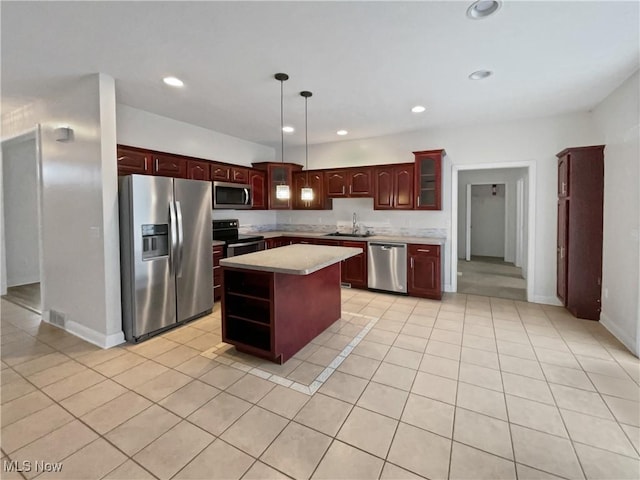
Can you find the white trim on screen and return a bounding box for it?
[43,314,125,349]
[600,313,638,356]
[465,184,471,261]
[516,178,524,268]
[451,161,536,302]
[531,295,563,306]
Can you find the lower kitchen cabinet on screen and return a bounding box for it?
[341,241,367,288]
[407,244,441,299]
[213,245,224,301]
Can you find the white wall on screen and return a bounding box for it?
[116,105,275,167]
[286,112,598,300]
[2,136,40,287]
[592,70,640,356]
[1,74,124,347]
[470,184,506,258]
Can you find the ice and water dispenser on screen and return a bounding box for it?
[141,224,169,260]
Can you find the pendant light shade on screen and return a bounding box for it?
[300,90,314,201]
[275,73,291,200]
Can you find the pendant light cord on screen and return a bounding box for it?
[305,94,309,186]
[280,78,285,165]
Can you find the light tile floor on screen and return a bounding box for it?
[1,290,639,479]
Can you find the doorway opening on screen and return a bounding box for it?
[451,164,535,302]
[1,128,44,313]
[459,182,526,300]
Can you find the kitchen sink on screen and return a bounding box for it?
[325,232,373,238]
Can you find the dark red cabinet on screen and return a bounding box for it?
[407,244,441,299]
[374,164,414,210]
[414,149,443,210]
[152,153,187,178]
[325,168,373,198]
[341,240,367,288]
[249,169,266,209]
[231,167,249,184]
[117,146,152,175]
[556,145,604,320]
[187,160,211,181]
[252,162,303,210]
[293,171,329,210]
[213,245,224,302]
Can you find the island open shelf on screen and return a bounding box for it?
[220,244,361,364]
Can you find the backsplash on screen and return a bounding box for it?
[217,198,448,238]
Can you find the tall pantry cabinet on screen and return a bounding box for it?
[556,145,604,320]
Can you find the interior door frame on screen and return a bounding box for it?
[1,125,45,312]
[451,162,536,302]
[465,182,508,262]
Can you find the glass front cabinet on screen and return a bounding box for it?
[413,149,444,210]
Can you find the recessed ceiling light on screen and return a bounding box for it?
[467,0,501,19]
[411,105,426,113]
[468,70,493,80]
[163,76,184,87]
[337,130,348,136]
[282,126,295,133]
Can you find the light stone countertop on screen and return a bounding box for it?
[254,230,446,246]
[212,240,226,247]
[219,244,362,275]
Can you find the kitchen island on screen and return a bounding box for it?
[219,244,362,364]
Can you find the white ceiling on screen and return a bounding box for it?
[2,1,638,148]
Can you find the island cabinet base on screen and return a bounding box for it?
[221,263,341,364]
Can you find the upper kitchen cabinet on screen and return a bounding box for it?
[249,169,266,210]
[293,171,330,210]
[413,149,443,210]
[231,167,249,184]
[211,164,249,184]
[374,163,414,210]
[325,167,373,198]
[252,162,303,209]
[116,145,152,175]
[556,145,604,321]
[211,163,231,181]
[187,160,211,181]
[151,152,187,178]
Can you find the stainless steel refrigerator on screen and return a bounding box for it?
[119,175,213,342]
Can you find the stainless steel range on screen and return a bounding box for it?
[213,219,265,257]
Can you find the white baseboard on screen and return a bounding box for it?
[530,295,563,306]
[43,311,125,349]
[7,275,40,288]
[444,283,454,293]
[600,313,638,356]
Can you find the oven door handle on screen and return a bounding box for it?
[227,241,263,248]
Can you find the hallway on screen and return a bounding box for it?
[457,256,526,301]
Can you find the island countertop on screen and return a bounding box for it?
[219,244,362,275]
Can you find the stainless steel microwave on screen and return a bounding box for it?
[213,181,252,209]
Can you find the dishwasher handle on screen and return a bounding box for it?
[370,242,407,250]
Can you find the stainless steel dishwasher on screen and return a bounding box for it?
[368,242,407,293]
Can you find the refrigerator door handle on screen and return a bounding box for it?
[169,200,178,277]
[175,200,184,278]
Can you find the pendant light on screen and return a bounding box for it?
[300,90,314,201]
[275,73,290,200]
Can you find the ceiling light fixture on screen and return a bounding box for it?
[468,70,493,80]
[163,76,184,87]
[275,73,291,200]
[466,0,501,19]
[411,105,426,113]
[300,91,314,202]
[337,130,348,136]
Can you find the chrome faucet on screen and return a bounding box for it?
[352,212,359,234]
